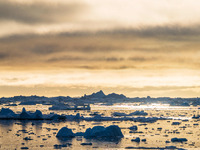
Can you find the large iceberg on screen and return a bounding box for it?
[19,108,31,119]
[84,125,124,139]
[56,127,75,138]
[32,110,43,119]
[0,108,16,118]
[55,125,124,140]
[19,108,43,120]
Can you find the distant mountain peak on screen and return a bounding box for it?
[97,90,105,95]
[91,90,106,98]
[82,90,127,100]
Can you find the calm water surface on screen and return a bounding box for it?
[0,104,200,149]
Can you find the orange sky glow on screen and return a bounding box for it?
[0,0,200,97]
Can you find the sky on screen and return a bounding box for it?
[1,0,200,97]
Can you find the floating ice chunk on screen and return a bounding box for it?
[112,112,128,117]
[81,143,92,146]
[129,125,138,131]
[171,138,187,142]
[171,122,181,125]
[129,111,148,116]
[192,115,200,119]
[5,103,17,106]
[131,137,140,142]
[56,127,75,138]
[141,139,146,142]
[54,144,62,149]
[84,125,123,139]
[73,113,84,120]
[23,137,33,140]
[50,114,66,120]
[21,147,29,149]
[112,111,148,117]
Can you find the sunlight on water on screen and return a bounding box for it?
[0,104,200,149]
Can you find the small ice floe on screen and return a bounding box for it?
[53,144,62,149]
[84,125,124,139]
[171,122,181,125]
[5,103,17,106]
[15,134,21,136]
[125,146,182,149]
[56,127,75,138]
[54,143,72,149]
[50,113,84,121]
[72,113,84,120]
[129,111,148,116]
[157,127,162,131]
[112,110,148,117]
[21,147,29,149]
[23,137,33,141]
[49,114,66,121]
[182,119,189,122]
[165,140,170,143]
[141,139,146,142]
[129,131,143,134]
[193,123,199,126]
[131,137,140,142]
[49,103,90,110]
[192,115,200,119]
[129,125,138,131]
[112,112,128,117]
[171,138,188,142]
[89,112,100,116]
[81,143,92,146]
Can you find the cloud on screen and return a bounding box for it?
[0,52,10,59]
[0,0,87,24]
[0,25,200,70]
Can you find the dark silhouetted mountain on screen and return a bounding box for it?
[82,90,126,100]
[106,93,126,99]
[83,90,106,99]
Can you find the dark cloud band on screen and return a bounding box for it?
[0,1,87,24]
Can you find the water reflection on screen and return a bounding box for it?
[0,120,14,128]
[0,104,200,149]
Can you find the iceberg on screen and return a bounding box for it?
[129,110,148,116]
[56,127,75,138]
[112,111,148,117]
[171,138,187,142]
[131,137,140,142]
[0,108,16,118]
[19,108,31,119]
[32,110,43,119]
[129,125,138,131]
[84,125,124,139]
[56,125,124,140]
